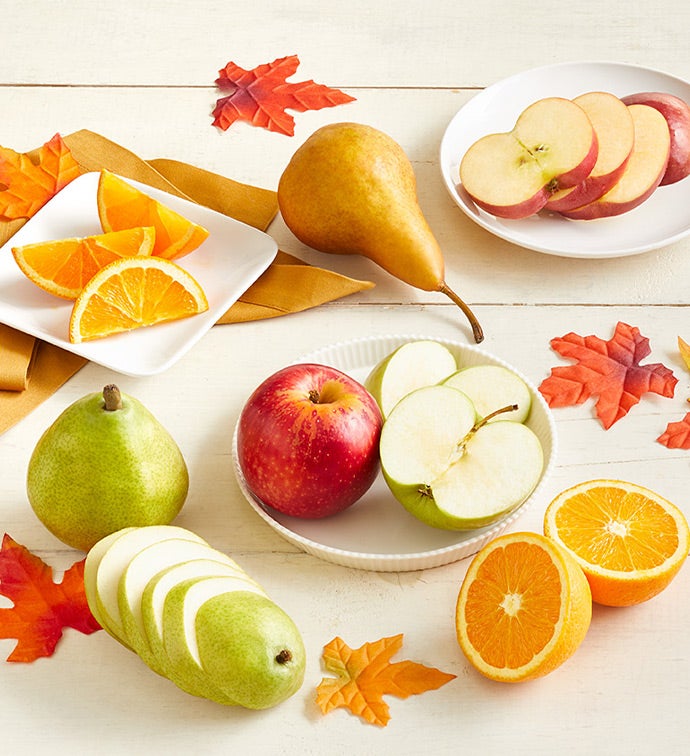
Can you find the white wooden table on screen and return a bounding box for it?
[1,2,689,753]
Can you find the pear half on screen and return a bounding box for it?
[365,340,457,418]
[380,385,543,530]
[442,365,532,424]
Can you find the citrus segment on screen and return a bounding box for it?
[456,532,591,683]
[97,170,209,260]
[68,256,209,343]
[12,226,155,299]
[544,479,689,606]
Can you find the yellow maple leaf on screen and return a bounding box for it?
[316,634,456,727]
[679,337,690,372]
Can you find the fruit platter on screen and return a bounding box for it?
[1,6,690,754]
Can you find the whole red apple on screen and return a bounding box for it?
[237,363,383,518]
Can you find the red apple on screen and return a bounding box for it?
[621,91,690,185]
[459,96,598,219]
[559,104,670,220]
[237,363,383,519]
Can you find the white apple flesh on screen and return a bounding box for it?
[237,363,383,518]
[560,104,670,220]
[380,385,543,530]
[459,97,598,219]
[545,91,635,212]
[621,91,690,185]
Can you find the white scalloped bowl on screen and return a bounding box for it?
[232,335,557,571]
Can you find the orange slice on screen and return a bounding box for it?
[544,479,689,606]
[69,256,209,343]
[456,532,591,683]
[97,170,209,260]
[12,226,155,299]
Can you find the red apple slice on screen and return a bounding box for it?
[459,97,598,219]
[621,91,690,185]
[559,104,670,220]
[545,92,634,212]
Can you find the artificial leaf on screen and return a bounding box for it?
[658,412,690,449]
[679,337,690,372]
[539,322,677,429]
[212,55,355,136]
[0,133,80,219]
[0,534,101,662]
[316,634,456,727]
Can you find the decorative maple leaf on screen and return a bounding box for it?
[212,55,355,136]
[316,634,456,727]
[0,133,80,219]
[0,534,101,662]
[678,337,690,372]
[539,322,677,429]
[657,412,690,449]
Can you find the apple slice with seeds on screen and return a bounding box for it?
[459,97,598,219]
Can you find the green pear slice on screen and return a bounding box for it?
[163,578,306,709]
[117,537,245,673]
[443,365,532,423]
[365,340,457,418]
[161,576,268,705]
[380,384,543,530]
[93,525,207,644]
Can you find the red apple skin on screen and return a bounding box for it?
[237,363,383,519]
[621,92,690,185]
[544,155,629,212]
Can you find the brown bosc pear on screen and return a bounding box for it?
[277,122,483,343]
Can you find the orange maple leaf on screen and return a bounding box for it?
[0,133,80,220]
[316,634,456,727]
[0,534,101,662]
[212,55,355,136]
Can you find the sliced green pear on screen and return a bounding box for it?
[442,365,532,423]
[163,578,306,709]
[380,385,543,530]
[117,537,246,673]
[93,525,207,645]
[161,576,268,705]
[365,340,457,418]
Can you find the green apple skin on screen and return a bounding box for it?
[27,388,189,552]
[194,590,307,710]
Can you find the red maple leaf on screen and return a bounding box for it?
[657,412,690,449]
[212,55,355,136]
[0,534,101,662]
[539,322,677,429]
[0,133,80,219]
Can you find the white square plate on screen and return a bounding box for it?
[0,172,278,376]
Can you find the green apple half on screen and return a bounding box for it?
[365,339,457,418]
[380,385,544,530]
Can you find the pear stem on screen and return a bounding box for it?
[438,281,484,344]
[103,384,123,412]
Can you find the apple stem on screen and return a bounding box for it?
[275,649,293,664]
[473,403,519,431]
[438,281,484,343]
[103,384,123,412]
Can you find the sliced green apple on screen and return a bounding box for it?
[380,385,543,530]
[442,365,532,423]
[365,339,457,418]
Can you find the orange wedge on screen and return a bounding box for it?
[544,479,689,607]
[97,170,209,260]
[68,256,209,343]
[456,532,592,683]
[12,226,155,299]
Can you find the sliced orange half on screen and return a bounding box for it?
[97,170,209,260]
[12,226,155,299]
[69,256,209,343]
[544,479,689,606]
[456,531,592,683]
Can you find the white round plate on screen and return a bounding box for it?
[231,335,557,572]
[440,61,690,259]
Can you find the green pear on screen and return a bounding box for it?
[365,340,457,418]
[27,385,189,551]
[277,122,483,343]
[380,385,543,530]
[442,365,532,424]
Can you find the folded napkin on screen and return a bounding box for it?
[0,130,374,434]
